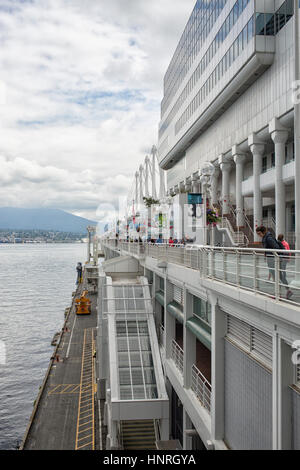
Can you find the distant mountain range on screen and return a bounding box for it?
[0,207,98,233]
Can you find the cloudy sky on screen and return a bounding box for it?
[0,0,195,222]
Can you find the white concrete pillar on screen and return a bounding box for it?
[210,297,226,442]
[184,178,191,194]
[269,118,289,237]
[87,231,91,262]
[248,134,265,242]
[210,166,220,206]
[159,166,166,200]
[165,278,175,358]
[151,145,157,200]
[183,289,196,389]
[139,164,144,206]
[144,156,150,197]
[272,334,294,449]
[191,175,200,193]
[232,145,247,228]
[218,155,231,216]
[135,171,139,209]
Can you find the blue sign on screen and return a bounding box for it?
[188,193,203,204]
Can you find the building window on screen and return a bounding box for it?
[271,153,275,167]
[193,296,211,326]
[262,156,267,173]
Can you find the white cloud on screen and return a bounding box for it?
[0,0,195,221]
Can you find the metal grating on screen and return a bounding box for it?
[173,284,183,305]
[226,314,272,368]
[251,328,273,367]
[227,315,251,349]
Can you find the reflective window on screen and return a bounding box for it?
[159,0,251,139]
[175,16,254,136]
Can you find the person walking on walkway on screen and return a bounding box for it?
[76,262,83,284]
[256,226,292,299]
[277,234,292,299]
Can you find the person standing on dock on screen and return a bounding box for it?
[76,262,82,284]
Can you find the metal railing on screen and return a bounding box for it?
[101,240,300,307]
[171,339,184,375]
[191,364,212,413]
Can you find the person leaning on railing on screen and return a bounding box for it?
[256,226,293,300]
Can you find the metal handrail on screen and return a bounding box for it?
[171,339,184,375]
[102,240,300,305]
[191,364,212,413]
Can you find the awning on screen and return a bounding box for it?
[155,290,165,307]
[186,317,211,350]
[166,301,184,324]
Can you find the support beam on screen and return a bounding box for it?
[232,145,247,228]
[269,118,289,237]
[248,134,265,242]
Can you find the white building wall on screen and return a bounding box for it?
[167,20,294,188]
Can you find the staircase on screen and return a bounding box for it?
[214,201,254,247]
[120,420,157,450]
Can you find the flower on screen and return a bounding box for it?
[206,208,221,225]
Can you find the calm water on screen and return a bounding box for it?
[0,243,87,450]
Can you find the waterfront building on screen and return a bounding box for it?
[100,0,300,450]
[19,0,300,452]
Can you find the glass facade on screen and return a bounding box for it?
[159,0,298,145]
[175,16,254,136]
[117,320,158,400]
[193,295,211,326]
[162,0,228,119]
[255,0,294,36]
[160,0,251,139]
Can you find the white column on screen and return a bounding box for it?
[87,230,91,262]
[139,164,144,206]
[135,171,139,209]
[191,175,200,193]
[232,145,247,228]
[248,134,265,242]
[151,145,157,199]
[184,178,191,194]
[183,289,196,390]
[144,156,150,198]
[269,118,289,237]
[159,167,166,200]
[218,154,231,216]
[211,298,226,442]
[165,279,175,359]
[210,166,220,206]
[272,334,293,449]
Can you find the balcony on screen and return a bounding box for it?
[191,364,212,414]
[242,161,295,196]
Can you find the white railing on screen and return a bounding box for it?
[101,240,300,307]
[171,339,184,375]
[262,217,276,233]
[218,217,248,246]
[191,364,212,413]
